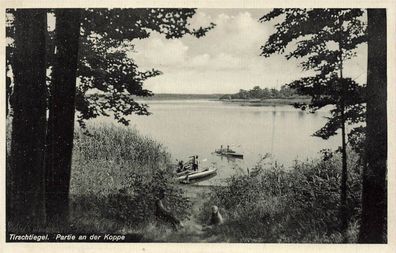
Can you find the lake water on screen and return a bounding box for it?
[95,100,341,185]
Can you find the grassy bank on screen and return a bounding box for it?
[200,151,363,243]
[68,124,191,236]
[7,121,364,242]
[6,121,191,237]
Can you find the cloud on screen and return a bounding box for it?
[129,9,367,94]
[189,53,210,67]
[185,11,270,58]
[132,10,271,69]
[131,33,188,68]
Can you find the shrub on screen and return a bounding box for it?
[6,121,189,234]
[69,123,190,231]
[104,170,191,226]
[204,150,362,242]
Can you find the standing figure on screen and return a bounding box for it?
[177,160,184,173]
[192,155,199,171]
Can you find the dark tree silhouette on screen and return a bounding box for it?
[9,9,47,228]
[75,9,214,126]
[6,9,15,117]
[43,8,214,222]
[359,9,387,243]
[260,9,366,241]
[45,9,82,222]
[5,8,214,225]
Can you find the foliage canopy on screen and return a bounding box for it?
[260,9,367,139]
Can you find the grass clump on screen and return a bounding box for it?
[202,150,362,243]
[68,123,190,234]
[6,121,190,236]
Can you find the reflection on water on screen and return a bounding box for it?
[93,100,340,185]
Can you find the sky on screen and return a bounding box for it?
[40,9,367,95]
[130,9,368,94]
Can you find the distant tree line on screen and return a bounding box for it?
[220,85,308,100]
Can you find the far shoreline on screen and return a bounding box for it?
[133,93,311,106]
[219,97,311,106]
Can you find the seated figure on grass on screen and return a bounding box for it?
[209,205,223,226]
[155,189,184,231]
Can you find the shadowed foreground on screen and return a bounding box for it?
[7,123,363,243]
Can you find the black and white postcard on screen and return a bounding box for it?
[1,0,395,252]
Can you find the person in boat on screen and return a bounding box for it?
[226,145,230,152]
[176,160,184,173]
[155,189,183,230]
[192,155,199,171]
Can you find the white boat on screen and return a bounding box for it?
[176,168,217,184]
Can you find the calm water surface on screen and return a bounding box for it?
[94,100,341,185]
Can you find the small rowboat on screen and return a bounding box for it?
[215,149,244,159]
[176,168,217,184]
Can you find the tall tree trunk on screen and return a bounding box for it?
[9,9,47,229]
[45,9,81,223]
[6,63,12,116]
[6,76,11,116]
[338,35,348,242]
[340,108,348,242]
[359,9,387,243]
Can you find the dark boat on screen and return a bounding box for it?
[215,149,244,159]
